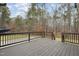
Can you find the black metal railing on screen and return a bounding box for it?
[0,32,55,47]
[62,33,79,44]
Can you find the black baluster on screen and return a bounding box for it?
[2,35,4,45]
[62,33,64,42]
[74,33,75,43]
[28,33,30,42]
[70,34,71,42]
[76,34,77,43]
[78,35,79,44]
[5,35,7,45]
[0,35,1,47]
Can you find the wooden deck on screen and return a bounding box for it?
[0,38,79,56]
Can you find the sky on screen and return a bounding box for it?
[7,3,56,18]
[7,3,31,18]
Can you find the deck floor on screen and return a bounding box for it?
[0,38,79,56]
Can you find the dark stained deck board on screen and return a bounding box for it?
[0,38,79,56]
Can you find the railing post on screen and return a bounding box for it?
[44,32,45,38]
[28,32,30,42]
[41,32,45,38]
[51,32,55,40]
[62,33,64,42]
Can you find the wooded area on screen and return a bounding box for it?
[0,3,79,35]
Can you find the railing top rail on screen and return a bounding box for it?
[0,32,54,35]
[62,32,79,35]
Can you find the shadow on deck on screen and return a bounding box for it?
[0,38,79,56]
